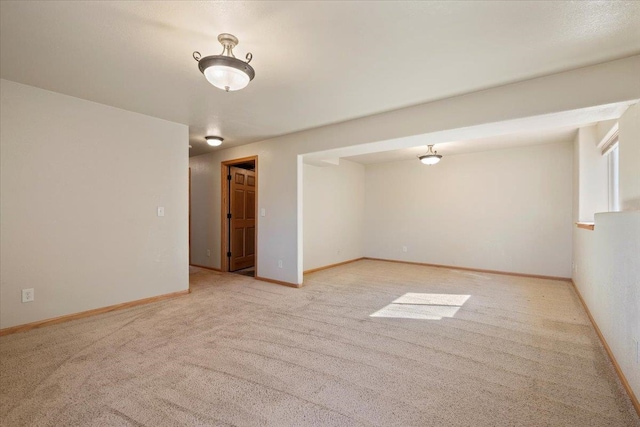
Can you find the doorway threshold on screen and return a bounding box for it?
[233,266,255,278]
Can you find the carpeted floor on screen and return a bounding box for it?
[1,260,638,426]
[233,266,255,278]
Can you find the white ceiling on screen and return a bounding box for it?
[302,101,632,166]
[343,127,578,165]
[2,1,639,157]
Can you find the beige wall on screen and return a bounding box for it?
[573,212,640,398]
[575,126,609,222]
[188,56,640,285]
[619,103,640,210]
[189,153,218,268]
[0,80,189,329]
[303,160,365,271]
[573,104,640,400]
[363,142,574,278]
[189,143,294,275]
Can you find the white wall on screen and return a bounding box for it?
[189,143,296,275]
[573,212,640,398]
[0,80,189,329]
[619,103,640,210]
[187,56,640,285]
[573,104,640,401]
[576,126,609,222]
[303,159,365,271]
[189,153,218,268]
[364,142,574,278]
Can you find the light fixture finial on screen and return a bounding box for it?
[217,33,239,57]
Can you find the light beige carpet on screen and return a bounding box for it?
[1,260,638,426]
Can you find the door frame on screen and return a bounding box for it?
[220,156,258,273]
[188,167,192,266]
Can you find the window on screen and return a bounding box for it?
[603,134,619,212]
[607,143,619,212]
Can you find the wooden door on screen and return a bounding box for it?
[229,166,256,271]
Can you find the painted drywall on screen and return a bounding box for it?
[363,142,574,278]
[573,212,640,399]
[0,79,189,329]
[189,143,297,275]
[189,153,218,268]
[619,103,640,210]
[573,131,580,223]
[303,160,365,271]
[188,56,640,285]
[576,126,609,222]
[572,104,640,400]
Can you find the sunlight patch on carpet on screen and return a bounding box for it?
[370,293,470,320]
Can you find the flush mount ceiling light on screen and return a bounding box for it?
[418,145,442,165]
[205,136,223,147]
[193,33,255,92]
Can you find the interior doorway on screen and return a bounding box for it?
[221,156,257,277]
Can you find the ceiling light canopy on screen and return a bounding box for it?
[418,145,442,165]
[205,136,223,147]
[193,33,255,92]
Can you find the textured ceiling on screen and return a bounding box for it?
[2,1,639,157]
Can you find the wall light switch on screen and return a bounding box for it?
[261,208,266,217]
[157,207,165,217]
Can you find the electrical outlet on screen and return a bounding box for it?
[278,260,283,268]
[157,206,165,217]
[206,249,211,257]
[402,246,408,253]
[22,288,34,303]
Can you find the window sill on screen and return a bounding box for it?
[576,222,595,231]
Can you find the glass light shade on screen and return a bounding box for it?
[205,136,223,147]
[204,65,251,92]
[419,155,442,165]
